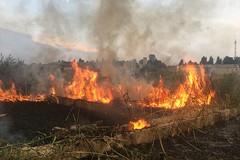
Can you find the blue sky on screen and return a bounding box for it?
[0,0,240,64]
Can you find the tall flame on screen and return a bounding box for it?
[0,80,46,102]
[65,61,113,104]
[142,65,215,109]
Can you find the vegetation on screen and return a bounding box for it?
[213,73,240,107]
[0,127,162,159]
[199,55,240,65]
[0,54,24,89]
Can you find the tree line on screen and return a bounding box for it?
[179,56,240,65]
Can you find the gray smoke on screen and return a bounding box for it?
[86,0,221,64]
[89,0,133,60]
[0,0,238,64]
[0,105,24,143]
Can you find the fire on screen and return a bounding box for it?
[0,80,46,102]
[142,65,215,109]
[50,74,56,95]
[65,61,113,104]
[129,119,150,130]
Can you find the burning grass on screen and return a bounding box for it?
[50,61,113,104]
[129,118,150,130]
[65,61,113,104]
[0,80,46,102]
[0,58,216,110]
[138,65,215,109]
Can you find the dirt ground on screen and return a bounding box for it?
[139,117,240,160]
[0,101,130,142]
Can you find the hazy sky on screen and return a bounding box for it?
[0,0,240,64]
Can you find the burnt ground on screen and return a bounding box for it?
[0,101,131,143]
[135,117,240,160]
[0,100,171,143]
[0,101,239,159]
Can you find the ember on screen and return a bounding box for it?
[129,119,150,130]
[139,65,215,109]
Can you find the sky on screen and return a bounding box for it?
[0,0,240,64]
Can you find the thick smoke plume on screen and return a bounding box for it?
[89,0,133,60]
[88,0,216,63]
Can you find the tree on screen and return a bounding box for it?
[188,60,198,65]
[200,56,207,64]
[179,59,184,65]
[78,58,84,64]
[223,56,235,64]
[148,54,157,64]
[0,54,24,89]
[235,57,240,64]
[208,56,214,64]
[215,56,222,64]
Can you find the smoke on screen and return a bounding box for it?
[31,44,66,63]
[72,0,218,97]
[1,0,239,64]
[89,0,133,60]
[35,1,96,52]
[89,0,214,61]
[0,0,97,63]
[0,117,25,143]
[0,104,24,143]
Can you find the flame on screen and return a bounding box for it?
[65,61,113,104]
[50,74,56,95]
[129,119,150,130]
[141,65,215,109]
[0,80,46,102]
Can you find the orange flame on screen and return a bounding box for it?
[0,80,46,102]
[142,65,215,109]
[129,119,150,130]
[65,61,113,104]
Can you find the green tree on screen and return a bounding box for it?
[208,56,214,64]
[223,56,235,64]
[215,56,222,64]
[200,56,207,64]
